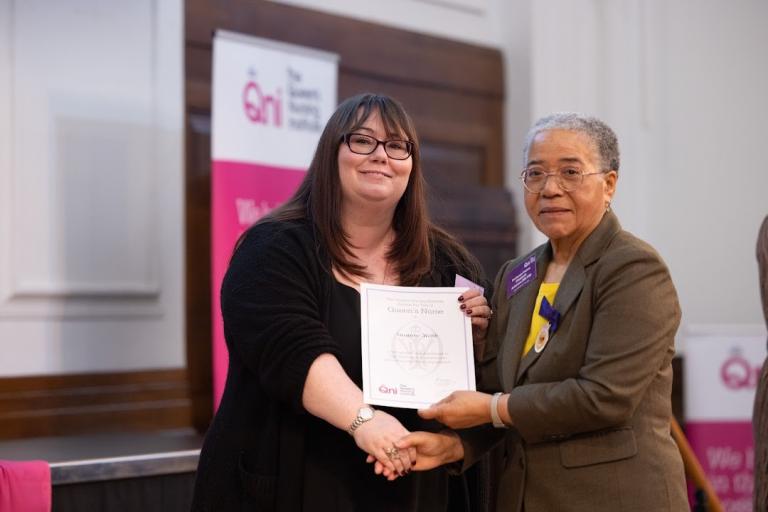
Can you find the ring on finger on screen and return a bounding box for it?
[384,446,401,460]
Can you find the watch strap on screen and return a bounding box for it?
[490,392,507,428]
[348,406,374,435]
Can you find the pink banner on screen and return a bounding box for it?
[686,421,754,511]
[211,160,304,409]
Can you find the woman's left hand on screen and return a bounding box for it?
[458,290,492,343]
[418,391,492,429]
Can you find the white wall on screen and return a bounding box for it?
[0,0,184,375]
[530,0,768,347]
[654,0,767,336]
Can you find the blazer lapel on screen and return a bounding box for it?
[499,247,550,390]
[515,262,584,382]
[514,212,622,384]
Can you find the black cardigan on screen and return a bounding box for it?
[191,219,485,511]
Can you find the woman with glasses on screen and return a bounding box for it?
[192,93,490,512]
[398,113,688,511]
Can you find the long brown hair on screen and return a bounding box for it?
[257,93,479,285]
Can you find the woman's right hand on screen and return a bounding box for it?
[458,289,492,343]
[396,430,464,471]
[352,409,416,479]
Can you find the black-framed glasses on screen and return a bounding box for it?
[519,167,608,193]
[342,133,414,160]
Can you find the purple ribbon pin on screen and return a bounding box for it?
[539,296,560,335]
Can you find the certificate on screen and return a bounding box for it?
[360,283,476,409]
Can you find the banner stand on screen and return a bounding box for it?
[211,30,338,410]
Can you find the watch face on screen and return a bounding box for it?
[359,407,374,420]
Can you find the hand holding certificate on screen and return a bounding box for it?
[360,283,476,409]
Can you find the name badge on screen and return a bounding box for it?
[506,255,537,298]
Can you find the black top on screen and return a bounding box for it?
[302,281,448,511]
[192,220,485,512]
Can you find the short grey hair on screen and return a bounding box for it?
[523,113,620,173]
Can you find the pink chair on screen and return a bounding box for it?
[0,460,51,512]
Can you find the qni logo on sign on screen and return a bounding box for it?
[242,70,282,127]
[720,349,761,390]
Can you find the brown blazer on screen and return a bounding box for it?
[462,212,688,512]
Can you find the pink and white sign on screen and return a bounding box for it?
[684,333,766,511]
[211,31,337,409]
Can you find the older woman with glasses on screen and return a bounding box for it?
[191,93,490,512]
[398,113,689,511]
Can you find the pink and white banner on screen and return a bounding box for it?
[684,332,766,511]
[211,31,337,409]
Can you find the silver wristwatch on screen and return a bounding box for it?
[348,406,375,435]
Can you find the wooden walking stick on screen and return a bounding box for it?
[670,417,724,512]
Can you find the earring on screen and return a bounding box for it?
[605,201,611,212]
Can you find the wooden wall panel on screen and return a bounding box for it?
[0,370,192,439]
[186,113,214,430]
[185,1,503,98]
[338,73,504,186]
